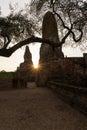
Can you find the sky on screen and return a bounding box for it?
[0,0,34,72]
[0,0,86,71]
[0,0,29,16]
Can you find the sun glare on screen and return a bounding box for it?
[33,62,39,69]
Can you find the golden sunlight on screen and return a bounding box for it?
[33,60,39,69]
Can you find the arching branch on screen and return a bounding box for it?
[0,35,61,57]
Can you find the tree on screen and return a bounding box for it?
[30,0,87,45]
[0,0,87,57]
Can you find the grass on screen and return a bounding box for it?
[0,71,14,79]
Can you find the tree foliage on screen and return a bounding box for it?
[30,0,87,48]
[0,0,87,57]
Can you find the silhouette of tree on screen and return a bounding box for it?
[0,0,87,57]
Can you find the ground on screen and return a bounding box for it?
[0,86,87,130]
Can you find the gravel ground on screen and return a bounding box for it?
[0,86,87,130]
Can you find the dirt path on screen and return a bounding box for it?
[0,87,87,130]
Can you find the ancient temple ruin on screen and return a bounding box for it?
[36,11,87,87]
[24,46,32,63]
[16,11,87,87]
[19,46,35,82]
[40,11,64,63]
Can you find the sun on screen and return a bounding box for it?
[32,56,39,69]
[33,62,39,69]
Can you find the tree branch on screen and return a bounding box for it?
[51,2,83,43]
[0,35,62,57]
[3,35,11,49]
[61,25,73,44]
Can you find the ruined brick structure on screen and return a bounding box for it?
[17,11,87,87]
[17,46,87,87]
[19,46,35,82]
[40,11,64,63]
[13,46,35,88]
[36,11,87,87]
